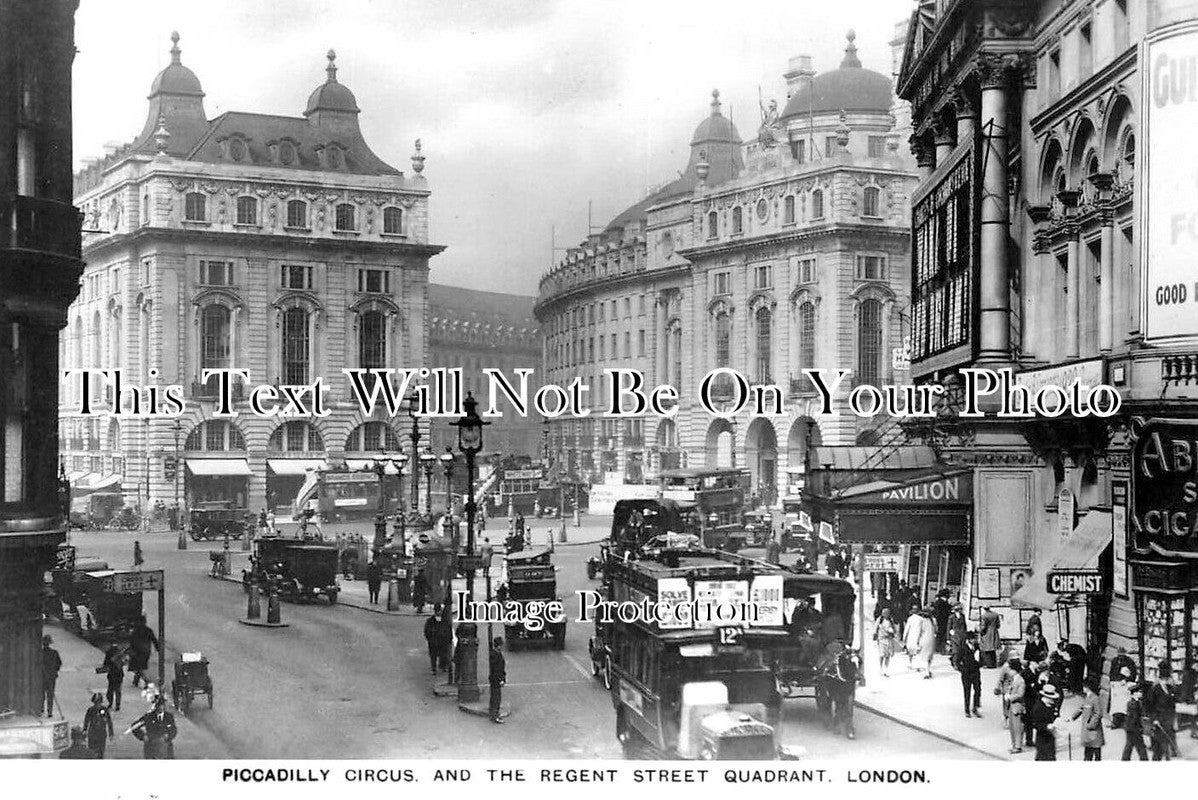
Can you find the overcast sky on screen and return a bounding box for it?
[73,0,912,296]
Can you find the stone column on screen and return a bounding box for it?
[1066,233,1080,359]
[910,133,935,179]
[932,116,955,165]
[654,294,666,385]
[977,55,1014,366]
[951,88,978,146]
[1099,216,1114,353]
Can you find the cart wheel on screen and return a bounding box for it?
[603,654,613,691]
[189,530,201,541]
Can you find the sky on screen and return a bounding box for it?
[72,0,913,296]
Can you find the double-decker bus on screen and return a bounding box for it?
[657,468,751,551]
[291,468,401,523]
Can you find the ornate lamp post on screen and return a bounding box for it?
[403,392,422,520]
[391,451,408,547]
[451,392,488,707]
[420,448,436,517]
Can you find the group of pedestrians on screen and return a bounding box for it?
[421,605,507,723]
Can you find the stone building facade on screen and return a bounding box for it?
[59,35,443,513]
[535,32,917,503]
[898,0,1198,671]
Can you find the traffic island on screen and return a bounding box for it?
[239,618,289,628]
[432,681,458,698]
[459,687,510,721]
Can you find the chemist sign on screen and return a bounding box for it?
[1141,22,1198,341]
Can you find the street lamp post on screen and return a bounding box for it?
[404,393,422,518]
[451,392,488,707]
[421,448,436,516]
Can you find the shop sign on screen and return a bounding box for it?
[1047,570,1105,595]
[1130,418,1198,554]
[878,473,971,505]
[1113,482,1128,598]
[1015,359,1105,396]
[102,570,163,594]
[863,553,902,572]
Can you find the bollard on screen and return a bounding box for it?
[386,579,400,611]
[574,507,580,527]
[177,529,187,550]
[267,592,282,625]
[246,583,261,620]
[559,519,567,543]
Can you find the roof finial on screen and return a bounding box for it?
[411,138,425,174]
[170,31,181,65]
[153,113,171,155]
[326,49,338,82]
[841,29,862,69]
[711,89,722,116]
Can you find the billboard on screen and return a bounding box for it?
[1142,22,1198,341]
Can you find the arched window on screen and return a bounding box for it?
[732,207,743,234]
[335,203,356,231]
[200,305,231,371]
[268,421,324,452]
[714,314,731,368]
[383,207,403,234]
[345,422,400,452]
[185,192,206,222]
[755,307,772,383]
[863,186,880,217]
[784,195,796,224]
[281,307,310,385]
[359,310,387,369]
[185,420,246,451]
[798,301,815,372]
[707,211,718,238]
[811,189,824,219]
[857,299,883,386]
[286,200,307,229]
[236,196,257,225]
[73,315,83,368]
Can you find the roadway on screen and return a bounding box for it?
[58,521,983,759]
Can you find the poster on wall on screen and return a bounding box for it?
[976,567,1001,600]
[961,557,974,622]
[1141,21,1198,341]
[1112,482,1128,599]
[1058,488,1075,538]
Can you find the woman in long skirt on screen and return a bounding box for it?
[874,608,897,677]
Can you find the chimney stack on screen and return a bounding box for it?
[784,55,815,98]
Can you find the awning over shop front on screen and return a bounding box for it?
[266,459,327,476]
[185,458,253,477]
[811,469,973,546]
[66,470,87,483]
[88,474,122,491]
[344,459,400,474]
[813,446,939,471]
[1012,509,1112,610]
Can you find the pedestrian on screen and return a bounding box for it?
[932,590,951,652]
[366,559,382,605]
[1023,629,1049,668]
[1021,660,1039,748]
[257,508,267,534]
[83,693,114,758]
[265,508,276,533]
[978,605,1000,668]
[873,608,897,677]
[1122,682,1149,760]
[958,631,983,717]
[439,608,455,681]
[1031,684,1062,760]
[489,637,506,724]
[131,695,177,759]
[902,609,924,672]
[996,656,1027,754]
[423,609,442,675]
[917,608,937,677]
[101,644,125,711]
[167,504,178,531]
[830,647,858,739]
[1070,679,1106,761]
[128,614,159,688]
[1109,647,1138,684]
[947,603,966,668]
[59,726,97,759]
[133,540,143,568]
[1147,665,1178,761]
[825,548,841,577]
[1025,611,1042,640]
[41,634,61,717]
[765,534,782,566]
[480,537,494,578]
[1109,664,1133,730]
[412,571,428,614]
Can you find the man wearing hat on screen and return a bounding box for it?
[1147,665,1178,760]
[1069,679,1105,760]
[1122,682,1149,760]
[59,726,97,759]
[41,634,61,717]
[130,694,177,759]
[957,631,983,717]
[83,692,114,757]
[1030,684,1061,760]
[946,603,967,669]
[996,655,1027,753]
[488,637,506,724]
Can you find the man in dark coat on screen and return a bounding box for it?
[83,693,114,757]
[102,644,125,711]
[489,637,506,723]
[978,606,1001,668]
[957,632,983,717]
[41,634,61,717]
[1023,630,1049,668]
[1109,648,1138,684]
[1030,684,1061,760]
[1020,660,1039,748]
[932,591,952,653]
[1147,666,1178,760]
[947,604,967,668]
[131,696,177,759]
[439,608,455,682]
[423,609,442,675]
[412,571,429,614]
[59,726,97,759]
[1122,682,1149,760]
[128,615,158,688]
[366,560,383,605]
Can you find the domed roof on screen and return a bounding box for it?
[305,50,360,116]
[781,30,892,120]
[148,32,204,97]
[691,90,742,146]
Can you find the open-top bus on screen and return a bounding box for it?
[291,468,400,523]
[656,468,751,551]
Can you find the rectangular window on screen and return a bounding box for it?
[1048,48,1061,98]
[791,139,806,164]
[286,200,308,229]
[638,330,645,357]
[205,423,224,452]
[1114,0,1129,50]
[358,269,391,294]
[754,264,772,289]
[868,136,886,158]
[610,334,617,357]
[236,196,258,226]
[598,336,605,360]
[623,297,631,318]
[856,255,885,281]
[286,423,306,451]
[798,257,816,284]
[638,294,646,315]
[825,136,839,157]
[141,259,151,286]
[110,268,120,294]
[713,271,731,295]
[1079,22,1093,80]
[199,260,233,286]
[784,195,796,224]
[281,264,312,290]
[624,332,631,359]
[184,193,206,222]
[598,303,605,323]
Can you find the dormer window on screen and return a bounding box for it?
[383,207,403,234]
[228,137,248,162]
[326,145,343,169]
[279,141,296,166]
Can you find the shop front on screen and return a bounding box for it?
[185,458,253,508]
[1128,417,1198,679]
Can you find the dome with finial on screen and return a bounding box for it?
[148,31,204,98]
[691,89,742,147]
[305,49,360,117]
[780,30,892,120]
